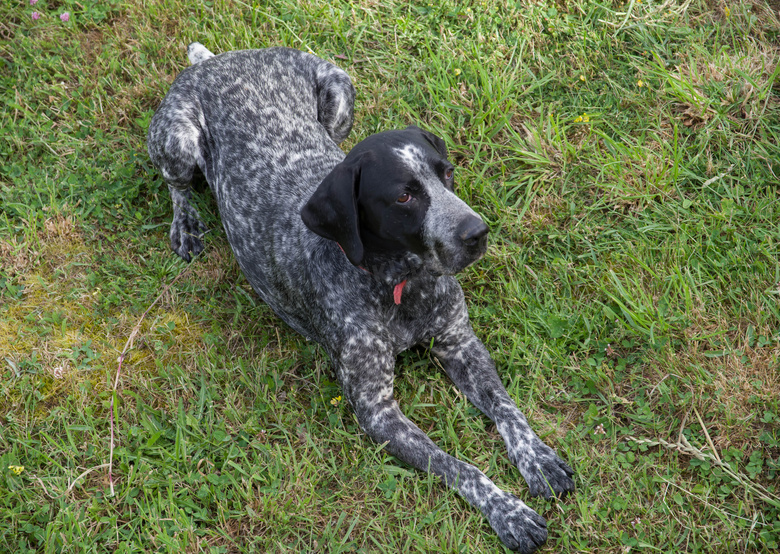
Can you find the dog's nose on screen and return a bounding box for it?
[459,219,489,247]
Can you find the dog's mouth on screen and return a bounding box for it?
[423,234,488,277]
[356,232,487,284]
[418,210,489,277]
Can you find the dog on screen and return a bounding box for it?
[147,43,574,552]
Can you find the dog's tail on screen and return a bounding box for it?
[187,42,215,65]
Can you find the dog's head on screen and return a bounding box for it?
[301,126,488,279]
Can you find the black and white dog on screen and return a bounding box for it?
[148,43,574,552]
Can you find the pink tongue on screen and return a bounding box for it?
[393,280,407,305]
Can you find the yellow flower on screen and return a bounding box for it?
[453,68,462,76]
[574,116,582,123]
[330,395,342,406]
[579,74,586,82]
[637,79,644,87]
[724,6,730,16]
[574,113,590,123]
[8,465,24,475]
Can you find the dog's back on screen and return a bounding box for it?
[148,46,356,339]
[149,46,353,206]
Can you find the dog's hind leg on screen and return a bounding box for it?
[147,98,208,262]
[311,58,355,145]
[166,184,206,262]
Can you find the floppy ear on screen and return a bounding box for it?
[301,155,365,266]
[407,125,448,158]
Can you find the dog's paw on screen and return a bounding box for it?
[516,440,575,499]
[170,215,205,262]
[485,491,547,553]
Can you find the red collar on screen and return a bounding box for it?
[393,280,407,305]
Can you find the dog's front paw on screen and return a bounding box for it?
[485,491,547,553]
[517,440,574,499]
[170,214,205,262]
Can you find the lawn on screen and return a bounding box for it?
[1,0,779,552]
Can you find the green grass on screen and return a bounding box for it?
[1,0,779,551]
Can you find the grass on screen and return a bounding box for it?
[1,0,779,551]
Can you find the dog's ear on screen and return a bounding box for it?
[301,155,366,266]
[407,125,448,158]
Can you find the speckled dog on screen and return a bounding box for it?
[148,43,574,553]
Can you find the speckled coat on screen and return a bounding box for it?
[147,44,574,553]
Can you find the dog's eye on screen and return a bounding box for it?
[444,168,454,180]
[397,193,412,204]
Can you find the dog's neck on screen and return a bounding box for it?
[333,242,427,304]
[359,250,426,306]
[357,249,425,286]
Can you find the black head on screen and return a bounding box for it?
[301,125,488,280]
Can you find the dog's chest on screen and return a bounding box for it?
[379,277,458,353]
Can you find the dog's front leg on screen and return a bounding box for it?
[431,302,575,500]
[335,341,548,553]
